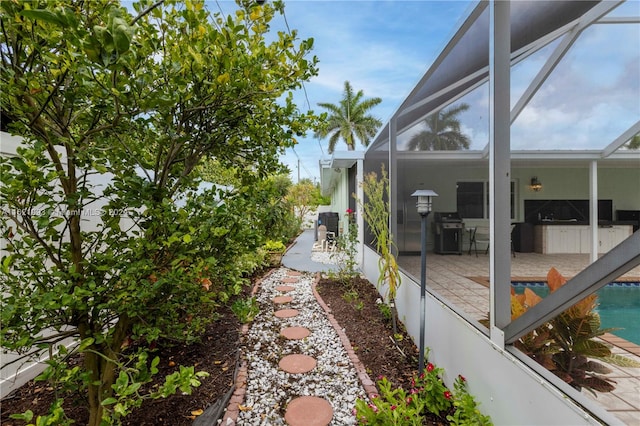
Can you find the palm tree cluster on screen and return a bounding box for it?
[315,81,382,154]
[407,103,471,151]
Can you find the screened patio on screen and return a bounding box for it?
[325,1,640,424]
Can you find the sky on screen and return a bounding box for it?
[223,0,477,183]
[210,0,640,183]
[274,0,475,183]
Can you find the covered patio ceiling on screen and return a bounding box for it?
[367,0,640,160]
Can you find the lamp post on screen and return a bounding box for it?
[411,189,438,373]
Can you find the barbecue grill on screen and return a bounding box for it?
[433,212,464,254]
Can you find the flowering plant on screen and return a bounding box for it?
[354,363,492,425]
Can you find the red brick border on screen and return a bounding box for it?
[311,273,378,398]
[220,268,275,425]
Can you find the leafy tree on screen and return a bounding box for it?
[625,134,640,150]
[315,80,382,153]
[407,103,470,151]
[0,0,317,424]
[286,178,325,223]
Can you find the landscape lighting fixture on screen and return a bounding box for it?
[411,189,438,373]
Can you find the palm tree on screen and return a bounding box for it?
[315,81,382,154]
[407,103,471,151]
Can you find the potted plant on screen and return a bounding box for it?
[263,239,286,266]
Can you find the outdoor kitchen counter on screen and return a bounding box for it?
[533,223,633,254]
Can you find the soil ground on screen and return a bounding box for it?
[1,272,420,425]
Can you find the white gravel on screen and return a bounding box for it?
[310,250,345,265]
[235,268,366,425]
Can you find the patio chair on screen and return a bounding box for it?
[326,231,337,252]
[470,225,516,257]
[470,226,490,256]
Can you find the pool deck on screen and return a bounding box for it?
[398,251,640,425]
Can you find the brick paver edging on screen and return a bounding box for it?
[311,273,378,399]
[219,268,276,426]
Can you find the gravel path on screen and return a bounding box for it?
[234,268,366,425]
[310,250,343,265]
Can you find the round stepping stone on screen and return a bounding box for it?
[279,354,316,374]
[272,295,293,304]
[280,326,310,340]
[281,277,299,284]
[276,285,295,292]
[284,396,333,426]
[274,309,299,318]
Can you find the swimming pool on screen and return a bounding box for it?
[512,282,640,346]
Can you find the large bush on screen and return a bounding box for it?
[0,0,317,424]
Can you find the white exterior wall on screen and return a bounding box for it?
[361,246,622,425]
[0,131,133,397]
[328,169,351,236]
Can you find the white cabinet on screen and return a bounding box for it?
[597,226,633,253]
[534,225,632,254]
[538,226,581,254]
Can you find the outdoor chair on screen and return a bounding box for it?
[469,225,516,257]
[325,231,337,252]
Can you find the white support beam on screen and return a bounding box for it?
[389,117,398,258]
[601,120,640,158]
[356,158,364,267]
[511,25,582,124]
[597,16,640,24]
[489,0,511,348]
[590,161,599,264]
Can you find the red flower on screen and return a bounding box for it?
[390,405,397,411]
[444,390,452,400]
[346,208,354,214]
[406,397,413,404]
[426,363,434,372]
[458,374,466,382]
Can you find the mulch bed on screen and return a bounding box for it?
[1,271,419,425]
[315,276,419,389]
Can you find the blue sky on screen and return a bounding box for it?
[256,0,476,183]
[211,0,640,183]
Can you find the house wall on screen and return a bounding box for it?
[515,167,640,212]
[393,160,640,252]
[361,245,620,425]
[397,161,640,222]
[327,169,351,237]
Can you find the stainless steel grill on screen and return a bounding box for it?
[433,212,464,255]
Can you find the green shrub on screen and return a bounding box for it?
[231,297,260,324]
[354,361,492,425]
[263,239,286,253]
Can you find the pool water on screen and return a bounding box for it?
[512,282,640,346]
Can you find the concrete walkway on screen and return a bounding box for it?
[282,229,337,273]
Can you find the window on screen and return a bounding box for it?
[457,181,516,219]
[457,182,485,218]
